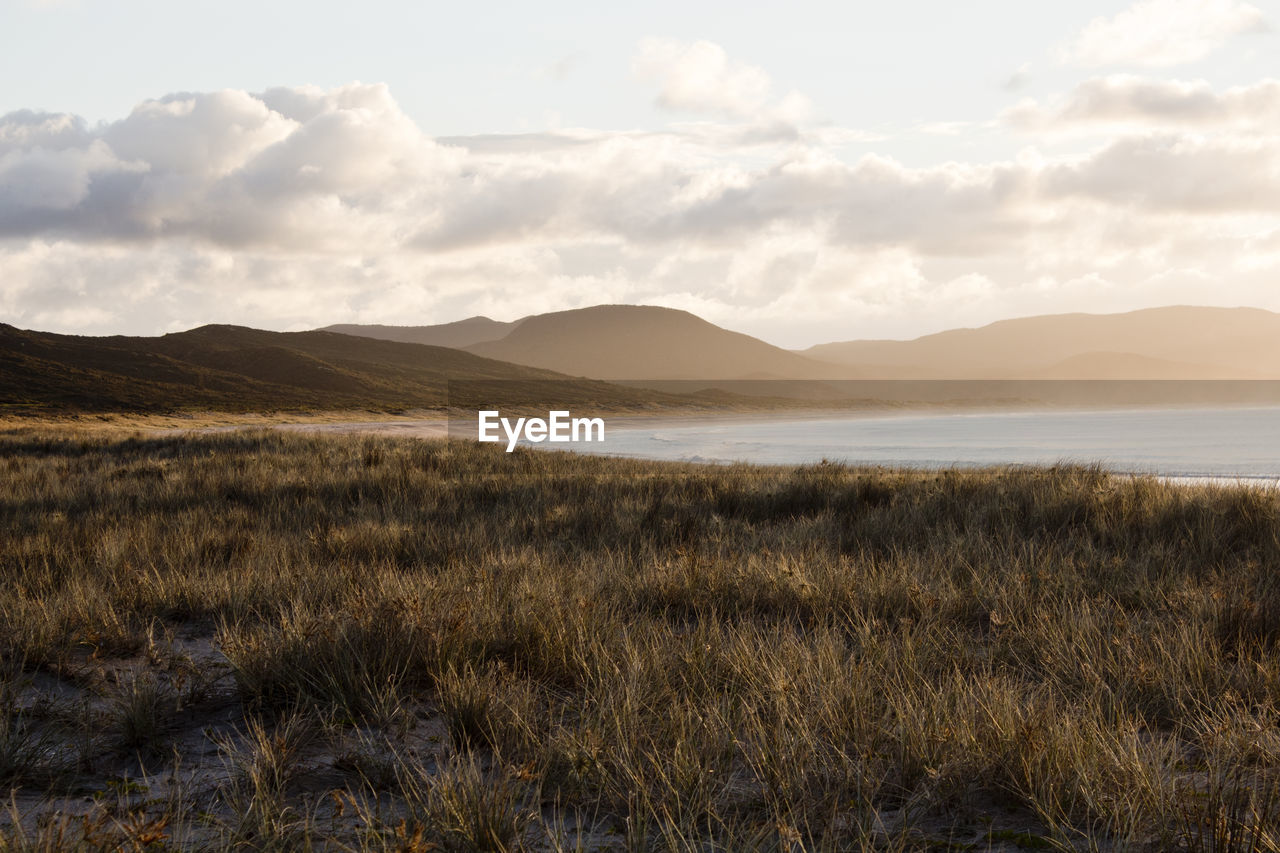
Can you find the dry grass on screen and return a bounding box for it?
[2,425,1280,850]
[0,410,443,432]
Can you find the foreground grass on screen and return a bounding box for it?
[1,427,1279,850]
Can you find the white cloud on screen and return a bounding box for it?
[103,90,295,178]
[0,111,91,152]
[632,39,812,125]
[0,141,136,214]
[0,84,462,250]
[4,81,1280,341]
[1004,63,1033,93]
[1006,76,1280,131]
[1044,133,1280,211]
[1064,0,1267,68]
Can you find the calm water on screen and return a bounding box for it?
[565,406,1280,480]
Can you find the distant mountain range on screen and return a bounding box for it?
[329,304,1280,381]
[330,306,846,379]
[467,306,852,380]
[801,306,1280,379]
[322,316,521,350]
[6,304,1280,413]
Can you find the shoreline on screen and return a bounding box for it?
[135,398,1280,435]
[10,406,1280,488]
[9,393,1280,434]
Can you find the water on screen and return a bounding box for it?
[565,406,1280,481]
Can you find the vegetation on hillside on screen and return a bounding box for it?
[0,324,640,413]
[2,428,1279,849]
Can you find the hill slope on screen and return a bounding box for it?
[0,324,581,412]
[321,316,520,349]
[464,305,851,380]
[803,306,1280,379]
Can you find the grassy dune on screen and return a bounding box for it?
[2,428,1280,850]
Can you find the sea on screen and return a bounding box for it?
[555,405,1280,483]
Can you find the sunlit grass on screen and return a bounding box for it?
[2,426,1279,849]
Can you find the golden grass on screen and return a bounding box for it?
[2,426,1279,850]
[0,409,449,433]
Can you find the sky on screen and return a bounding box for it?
[1,0,1278,347]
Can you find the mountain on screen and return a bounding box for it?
[321,316,520,349]
[803,306,1280,379]
[17,303,1271,415]
[462,305,851,380]
[1028,352,1257,380]
[0,323,589,412]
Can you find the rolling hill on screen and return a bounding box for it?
[13,303,1278,415]
[321,316,520,349]
[803,306,1280,379]
[461,305,851,380]
[0,323,630,412]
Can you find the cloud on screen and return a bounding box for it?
[1064,0,1267,68]
[1003,63,1033,93]
[1,83,1275,253]
[632,39,812,125]
[102,90,296,178]
[1006,76,1280,131]
[0,83,461,250]
[4,82,1280,341]
[0,110,92,152]
[1044,133,1280,212]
